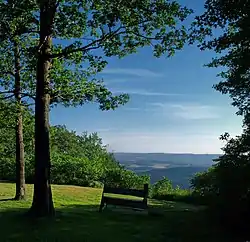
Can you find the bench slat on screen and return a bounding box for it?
[103,187,145,198]
[103,196,147,209]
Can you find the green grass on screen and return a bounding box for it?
[0,183,231,242]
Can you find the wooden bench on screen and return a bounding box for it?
[99,184,149,212]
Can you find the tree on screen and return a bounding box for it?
[190,1,250,236]
[1,0,127,202]
[0,0,37,200]
[191,126,250,238]
[190,0,250,118]
[0,0,126,209]
[28,0,193,217]
[50,126,118,167]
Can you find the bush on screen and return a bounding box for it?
[103,168,150,190]
[149,177,196,204]
[190,131,250,239]
[190,168,219,206]
[150,176,173,198]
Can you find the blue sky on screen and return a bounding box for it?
[50,0,243,154]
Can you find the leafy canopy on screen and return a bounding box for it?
[41,0,192,109]
[1,0,193,110]
[190,0,250,117]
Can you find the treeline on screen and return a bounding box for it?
[0,101,149,189]
[0,100,186,200]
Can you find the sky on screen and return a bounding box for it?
[50,0,243,154]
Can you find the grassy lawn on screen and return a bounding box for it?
[0,183,231,242]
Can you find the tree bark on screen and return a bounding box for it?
[13,39,26,201]
[28,0,57,217]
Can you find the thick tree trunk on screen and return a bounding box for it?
[28,0,57,217]
[13,40,26,201]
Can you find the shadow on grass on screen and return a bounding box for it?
[0,204,238,242]
[153,193,209,206]
[0,198,14,202]
[0,180,13,183]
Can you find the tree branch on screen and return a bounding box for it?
[0,71,15,77]
[56,0,62,8]
[24,102,35,107]
[50,26,126,59]
[0,90,15,95]
[130,31,161,41]
[50,18,153,59]
[0,94,15,100]
[20,92,35,100]
[0,91,35,100]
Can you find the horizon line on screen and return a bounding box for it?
[112,152,222,155]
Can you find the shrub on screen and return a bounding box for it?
[103,168,150,190]
[150,176,173,198]
[147,176,208,206]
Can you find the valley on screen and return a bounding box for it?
[114,153,220,188]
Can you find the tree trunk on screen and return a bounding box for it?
[13,40,26,201]
[28,0,57,217]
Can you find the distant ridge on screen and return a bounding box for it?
[114,152,221,155]
[114,152,220,166]
[114,152,220,188]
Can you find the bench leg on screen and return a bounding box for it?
[99,198,105,213]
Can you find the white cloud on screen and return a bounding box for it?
[123,107,141,111]
[102,132,222,153]
[103,78,129,83]
[111,88,180,97]
[101,68,162,78]
[95,128,114,132]
[101,129,242,154]
[150,102,220,120]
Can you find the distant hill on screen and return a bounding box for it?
[114,153,220,188]
[139,166,209,189]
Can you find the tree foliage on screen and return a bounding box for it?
[151,177,174,197]
[39,0,194,110]
[190,1,250,237]
[191,126,250,237]
[190,0,250,117]
[0,102,149,189]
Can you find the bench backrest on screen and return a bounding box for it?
[103,184,149,199]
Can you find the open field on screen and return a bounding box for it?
[0,183,232,242]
